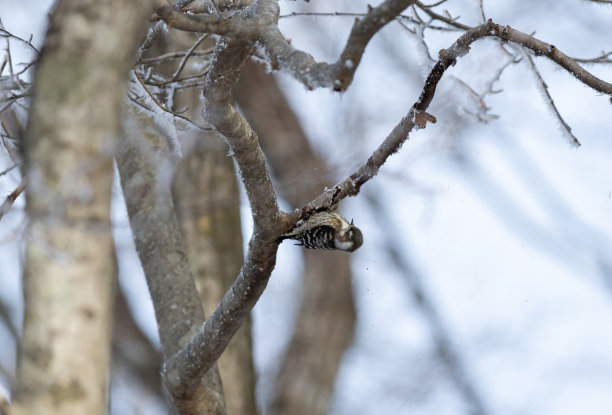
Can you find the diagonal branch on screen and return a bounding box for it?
[293,20,612,222]
[0,178,24,220]
[522,49,581,147]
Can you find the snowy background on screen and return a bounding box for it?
[1,0,612,414]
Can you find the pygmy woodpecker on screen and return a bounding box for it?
[279,211,363,252]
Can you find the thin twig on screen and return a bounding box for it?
[0,178,25,220]
[138,48,213,65]
[296,19,609,218]
[279,11,458,32]
[572,51,612,64]
[0,26,40,55]
[478,0,486,22]
[0,160,22,177]
[146,69,209,87]
[131,70,212,131]
[523,49,581,147]
[415,0,471,30]
[170,33,209,81]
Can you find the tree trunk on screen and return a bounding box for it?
[116,106,226,415]
[15,0,151,414]
[173,135,258,415]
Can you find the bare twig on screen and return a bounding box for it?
[0,160,22,177]
[0,26,40,55]
[279,11,457,32]
[415,0,471,30]
[138,48,213,65]
[478,0,487,22]
[170,33,208,81]
[131,70,212,131]
[0,178,25,220]
[523,49,581,147]
[572,51,612,64]
[145,69,210,87]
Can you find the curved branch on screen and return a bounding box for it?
[163,38,283,397]
[258,0,418,91]
[294,19,612,221]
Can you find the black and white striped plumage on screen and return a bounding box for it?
[279,212,363,252]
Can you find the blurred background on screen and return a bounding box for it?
[1,0,612,414]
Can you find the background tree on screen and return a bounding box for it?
[1,0,611,414]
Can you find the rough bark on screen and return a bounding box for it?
[116,105,225,415]
[234,61,356,415]
[168,31,257,414]
[14,0,151,414]
[173,136,258,415]
[162,38,283,398]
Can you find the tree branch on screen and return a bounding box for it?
[154,0,259,39]
[294,19,612,222]
[258,0,418,91]
[154,0,418,91]
[522,49,581,147]
[163,38,283,397]
[117,106,226,414]
[0,178,24,220]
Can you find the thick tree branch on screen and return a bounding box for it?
[155,0,417,90]
[117,106,226,414]
[261,0,418,90]
[154,0,259,39]
[163,38,283,397]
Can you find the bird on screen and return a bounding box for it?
[278,211,363,252]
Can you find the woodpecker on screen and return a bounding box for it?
[279,211,363,252]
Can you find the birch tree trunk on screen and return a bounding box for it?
[14,0,152,414]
